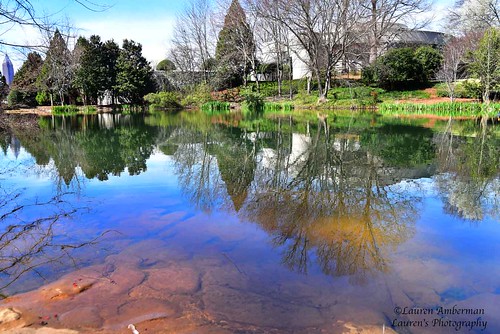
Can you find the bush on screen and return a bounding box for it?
[242,92,264,111]
[363,47,442,90]
[36,91,49,106]
[210,87,242,102]
[144,92,182,109]
[7,89,19,107]
[462,80,483,100]
[414,46,443,82]
[181,83,212,107]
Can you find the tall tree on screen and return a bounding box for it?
[258,0,363,99]
[102,40,120,105]
[469,28,500,104]
[74,36,104,105]
[36,29,73,106]
[437,33,481,101]
[214,0,255,90]
[363,0,430,64]
[169,0,216,87]
[73,35,119,105]
[115,39,155,104]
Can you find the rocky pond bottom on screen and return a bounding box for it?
[0,113,499,333]
[0,239,399,334]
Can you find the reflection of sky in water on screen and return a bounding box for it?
[1,117,499,332]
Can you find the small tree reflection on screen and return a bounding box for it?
[435,119,500,221]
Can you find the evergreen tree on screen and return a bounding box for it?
[115,39,155,104]
[8,52,43,106]
[103,40,120,105]
[36,30,72,106]
[214,0,255,90]
[74,36,104,105]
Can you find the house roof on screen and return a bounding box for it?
[395,30,447,46]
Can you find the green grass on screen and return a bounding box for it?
[378,102,500,117]
[52,105,98,115]
[201,101,231,114]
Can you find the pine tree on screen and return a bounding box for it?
[214,0,255,90]
[115,40,155,104]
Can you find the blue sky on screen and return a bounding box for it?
[6,0,186,69]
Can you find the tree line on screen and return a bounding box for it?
[7,30,155,107]
[166,0,500,103]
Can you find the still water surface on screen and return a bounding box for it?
[0,111,499,333]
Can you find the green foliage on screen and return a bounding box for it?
[363,47,442,90]
[144,92,182,109]
[10,52,43,106]
[7,89,19,107]
[461,80,483,99]
[156,59,176,71]
[469,28,500,101]
[263,102,294,113]
[241,92,264,111]
[181,83,212,107]
[74,36,119,105]
[435,81,480,99]
[115,39,156,104]
[242,80,299,97]
[214,0,254,90]
[414,46,443,82]
[36,29,72,105]
[36,91,50,106]
[52,105,79,115]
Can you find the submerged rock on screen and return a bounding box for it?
[0,308,21,324]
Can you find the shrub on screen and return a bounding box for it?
[7,89,19,107]
[210,87,242,102]
[144,92,182,109]
[363,47,442,90]
[36,91,50,106]
[242,92,264,111]
[414,46,443,82]
[462,80,483,100]
[181,83,212,107]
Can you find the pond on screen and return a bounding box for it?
[0,111,499,333]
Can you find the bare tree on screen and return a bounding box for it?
[247,0,294,97]
[169,0,216,87]
[259,0,364,99]
[362,0,431,64]
[437,35,477,101]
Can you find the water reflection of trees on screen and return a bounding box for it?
[9,114,158,186]
[434,119,500,221]
[167,116,432,282]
